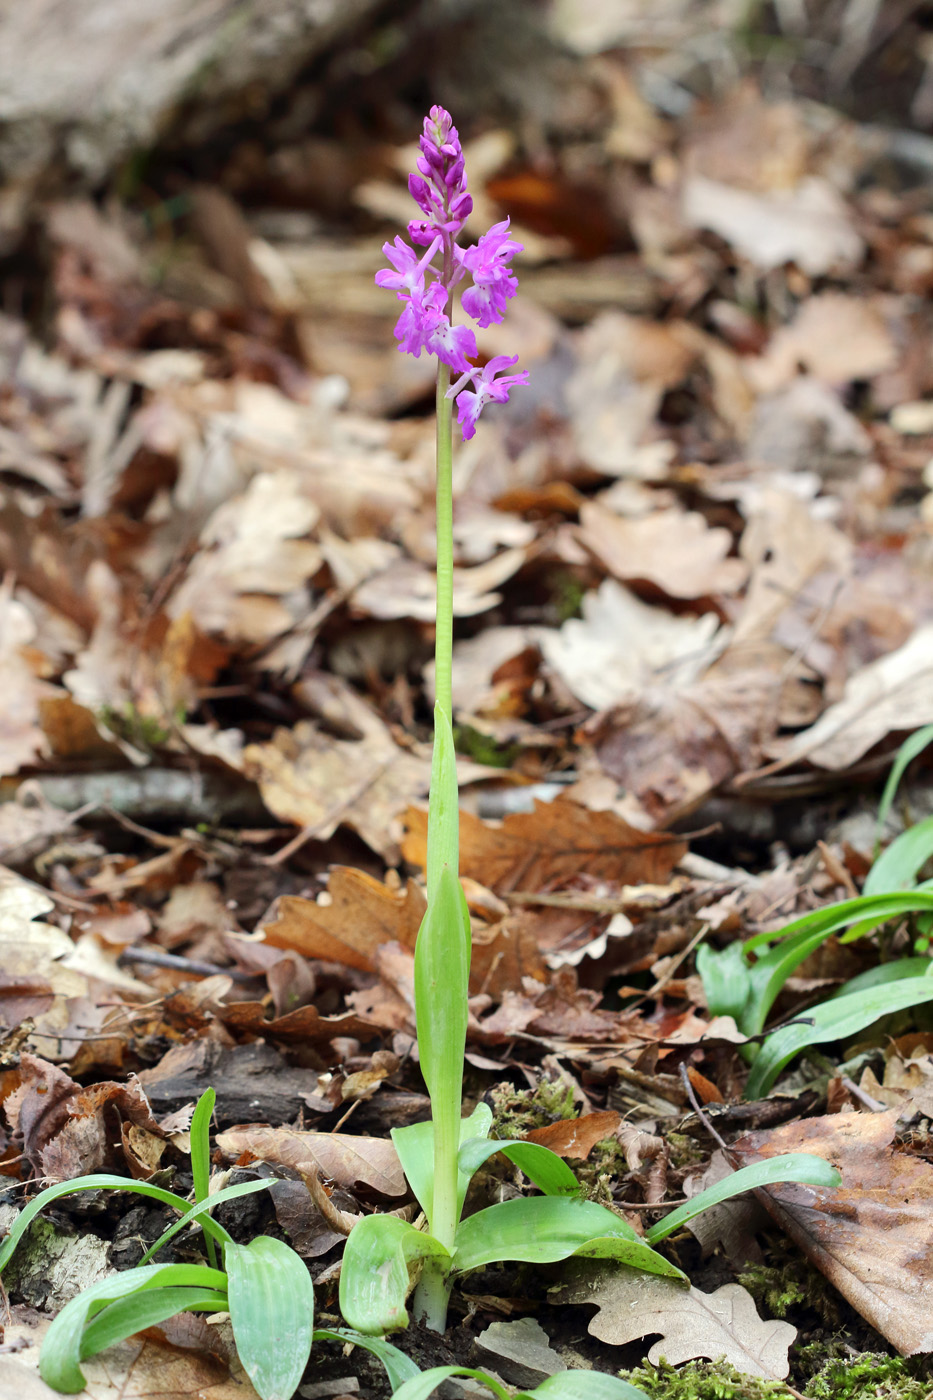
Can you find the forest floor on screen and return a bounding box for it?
[2,5,933,1398]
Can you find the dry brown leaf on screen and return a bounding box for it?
[539,578,723,712]
[2,1308,258,1399]
[733,489,853,648]
[683,174,863,275]
[167,468,322,644]
[752,292,898,392]
[403,796,687,894]
[261,866,426,972]
[215,1123,405,1196]
[731,1109,933,1355]
[525,1109,621,1159]
[775,624,933,770]
[217,1001,378,1044]
[578,502,747,599]
[245,719,429,864]
[556,1266,796,1380]
[5,1054,162,1179]
[0,589,53,777]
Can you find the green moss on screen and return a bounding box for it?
[618,1359,791,1399]
[801,1349,932,1399]
[738,1253,843,1328]
[665,1132,707,1170]
[488,1078,577,1138]
[97,701,183,753]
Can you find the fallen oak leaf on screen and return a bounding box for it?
[403,795,687,894]
[730,1109,933,1356]
[260,866,426,972]
[578,501,747,600]
[554,1264,796,1380]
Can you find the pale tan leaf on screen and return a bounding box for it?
[215,1123,405,1196]
[556,1267,796,1380]
[579,501,747,599]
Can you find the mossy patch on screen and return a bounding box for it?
[618,1359,791,1399]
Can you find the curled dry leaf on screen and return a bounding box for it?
[555,1266,797,1380]
[525,1109,621,1159]
[403,795,687,894]
[731,1109,933,1356]
[775,623,933,771]
[215,1123,406,1196]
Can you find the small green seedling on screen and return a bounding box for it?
[338,105,840,1341]
[699,727,933,1096]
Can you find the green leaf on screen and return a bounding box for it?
[394,1366,512,1400]
[189,1087,218,1266]
[746,976,933,1098]
[876,725,933,842]
[39,1262,227,1392]
[696,940,752,1023]
[226,1236,315,1400]
[740,889,933,1034]
[644,1153,841,1244]
[457,1137,581,1197]
[80,1285,228,1358]
[138,1177,270,1265]
[0,1175,225,1277]
[452,1197,685,1279]
[521,1373,651,1400]
[392,1104,492,1223]
[833,957,933,998]
[413,860,471,1243]
[313,1329,421,1391]
[339,1215,451,1334]
[865,817,933,897]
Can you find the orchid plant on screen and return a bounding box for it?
[336,107,841,1340]
[0,106,843,1400]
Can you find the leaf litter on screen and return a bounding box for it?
[3,8,933,1398]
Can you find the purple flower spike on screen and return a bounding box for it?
[448,356,530,440]
[458,219,522,328]
[376,106,528,438]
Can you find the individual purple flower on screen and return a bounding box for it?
[375,234,442,298]
[458,219,522,328]
[447,355,530,440]
[394,281,477,373]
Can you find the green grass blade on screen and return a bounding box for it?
[394,1367,512,1400]
[746,976,933,1098]
[833,956,933,998]
[226,1236,315,1400]
[39,1263,228,1392]
[520,1374,651,1400]
[313,1329,421,1391]
[81,1286,229,1357]
[864,817,933,897]
[457,1137,581,1197]
[338,1215,450,1334]
[876,725,933,842]
[742,889,933,1034]
[644,1154,840,1245]
[137,1177,270,1265]
[189,1087,218,1267]
[0,1175,220,1276]
[451,1197,684,1279]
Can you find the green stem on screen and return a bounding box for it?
[410,356,459,1334]
[434,361,454,724]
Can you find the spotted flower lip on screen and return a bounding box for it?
[376,105,527,438]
